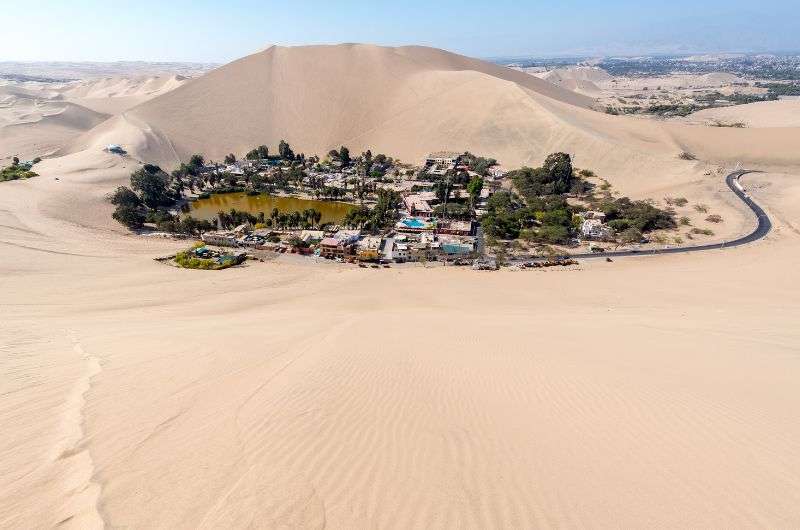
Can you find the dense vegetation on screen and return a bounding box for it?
[755,82,800,96]
[481,153,578,244]
[174,248,245,270]
[110,164,217,233]
[214,207,324,230]
[1,157,40,182]
[481,152,675,247]
[595,197,676,243]
[343,189,401,232]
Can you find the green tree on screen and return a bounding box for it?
[112,205,145,229]
[510,153,573,199]
[188,154,205,169]
[434,178,453,218]
[370,189,401,230]
[109,186,142,208]
[466,176,484,213]
[224,153,236,164]
[278,140,294,160]
[130,165,172,208]
[619,227,644,245]
[339,146,351,166]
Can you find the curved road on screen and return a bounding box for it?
[565,170,771,260]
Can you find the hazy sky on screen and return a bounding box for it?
[2,0,798,62]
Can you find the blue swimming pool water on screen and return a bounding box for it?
[401,218,427,228]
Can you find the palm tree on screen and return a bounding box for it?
[435,178,452,219]
[290,211,302,228]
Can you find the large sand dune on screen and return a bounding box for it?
[119,44,597,168]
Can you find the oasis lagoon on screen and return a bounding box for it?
[187,192,357,225]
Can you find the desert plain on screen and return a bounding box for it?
[1,45,799,528]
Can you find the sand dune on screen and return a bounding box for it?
[540,66,613,84]
[120,44,593,168]
[0,75,188,164]
[683,98,800,128]
[0,92,109,163]
[537,66,611,95]
[62,75,189,114]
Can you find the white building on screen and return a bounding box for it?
[425,151,461,167]
[581,219,612,240]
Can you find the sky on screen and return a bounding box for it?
[2,0,798,63]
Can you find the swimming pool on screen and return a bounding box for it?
[400,218,430,228]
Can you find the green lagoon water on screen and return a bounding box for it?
[187,192,356,225]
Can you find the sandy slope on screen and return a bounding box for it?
[1,157,799,528]
[61,75,188,114]
[682,98,800,128]
[535,66,611,95]
[118,44,593,169]
[0,75,188,165]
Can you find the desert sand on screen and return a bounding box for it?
[1,44,799,528]
[683,98,800,128]
[0,75,190,165]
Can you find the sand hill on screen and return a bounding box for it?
[684,98,800,128]
[117,44,598,167]
[540,66,613,84]
[0,75,189,165]
[537,66,613,92]
[61,75,188,114]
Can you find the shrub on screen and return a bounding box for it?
[112,205,145,229]
[679,216,691,226]
[678,152,697,161]
[619,227,644,244]
[600,196,676,232]
[673,197,689,207]
[109,186,142,208]
[705,214,723,223]
[693,204,709,213]
[691,228,714,236]
[510,153,574,199]
[0,164,38,182]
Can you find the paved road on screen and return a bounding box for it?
[562,170,771,260]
